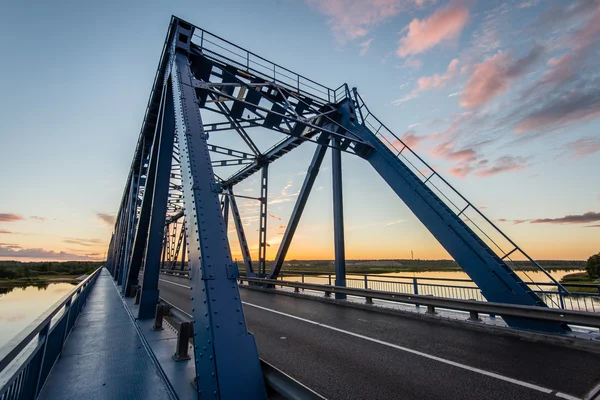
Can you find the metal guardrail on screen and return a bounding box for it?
[160,269,600,313]
[241,277,600,329]
[0,266,103,399]
[154,298,325,399]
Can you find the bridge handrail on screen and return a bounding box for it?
[0,266,103,396]
[242,277,600,328]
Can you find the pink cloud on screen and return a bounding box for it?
[359,38,374,56]
[397,6,469,57]
[0,213,23,222]
[397,131,429,148]
[307,0,420,43]
[565,138,600,158]
[474,156,528,177]
[431,142,478,163]
[417,59,459,90]
[461,45,544,108]
[449,165,474,178]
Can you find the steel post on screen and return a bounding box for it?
[138,81,176,320]
[332,138,346,300]
[258,165,268,277]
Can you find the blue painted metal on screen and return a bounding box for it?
[138,80,176,320]
[258,165,269,277]
[38,269,177,400]
[227,188,255,276]
[331,138,347,300]
[269,137,330,278]
[0,267,102,399]
[333,97,568,333]
[170,21,266,397]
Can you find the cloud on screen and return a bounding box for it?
[0,243,20,249]
[461,45,544,108]
[306,0,413,43]
[0,214,23,222]
[397,131,430,148]
[534,4,600,88]
[393,58,459,104]
[0,245,103,261]
[386,219,404,225]
[517,0,539,8]
[474,156,529,177]
[30,216,46,221]
[565,138,600,158]
[530,211,600,225]
[431,142,478,163]
[0,230,12,234]
[417,59,459,90]
[397,6,469,57]
[359,38,374,56]
[586,224,600,228]
[63,238,104,247]
[515,85,600,133]
[96,213,116,227]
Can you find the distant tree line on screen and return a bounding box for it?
[0,261,103,280]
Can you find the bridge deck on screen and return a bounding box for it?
[39,270,175,400]
[158,274,600,400]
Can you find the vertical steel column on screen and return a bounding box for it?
[332,138,346,299]
[223,193,230,231]
[138,80,176,320]
[179,224,187,271]
[161,225,168,271]
[258,165,268,277]
[121,145,147,291]
[124,113,164,297]
[269,138,329,279]
[228,188,254,276]
[171,43,266,398]
[119,171,139,286]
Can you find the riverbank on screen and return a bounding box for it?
[0,275,81,287]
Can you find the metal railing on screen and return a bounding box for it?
[276,271,600,313]
[191,26,346,104]
[0,267,103,399]
[349,88,568,302]
[241,277,600,329]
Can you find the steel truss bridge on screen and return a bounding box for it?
[2,16,600,400]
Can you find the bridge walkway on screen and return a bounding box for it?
[39,269,176,400]
[158,274,600,400]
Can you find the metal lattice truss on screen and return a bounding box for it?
[104,16,575,398]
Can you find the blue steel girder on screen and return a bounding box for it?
[331,137,347,300]
[269,134,330,278]
[226,188,255,276]
[332,98,568,333]
[170,24,266,398]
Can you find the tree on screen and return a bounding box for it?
[587,252,600,279]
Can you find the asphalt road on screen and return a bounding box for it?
[157,274,600,400]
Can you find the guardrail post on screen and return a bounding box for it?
[426,305,436,315]
[328,273,332,286]
[558,287,565,310]
[153,304,169,330]
[365,296,373,304]
[364,275,368,289]
[294,285,299,293]
[173,321,192,361]
[412,278,419,295]
[324,291,331,297]
[134,286,142,305]
[469,311,481,322]
[34,324,50,397]
[301,273,305,291]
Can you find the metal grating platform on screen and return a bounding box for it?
[38,269,176,400]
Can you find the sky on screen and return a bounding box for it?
[0,0,598,262]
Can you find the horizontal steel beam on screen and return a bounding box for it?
[242,278,600,329]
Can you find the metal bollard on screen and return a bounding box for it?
[294,286,299,293]
[426,305,436,315]
[365,296,373,304]
[469,311,481,322]
[134,286,142,305]
[324,291,331,297]
[173,321,192,361]
[153,304,169,330]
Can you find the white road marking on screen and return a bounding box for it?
[242,301,581,400]
[159,278,190,288]
[157,277,582,399]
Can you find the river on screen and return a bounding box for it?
[0,283,76,349]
